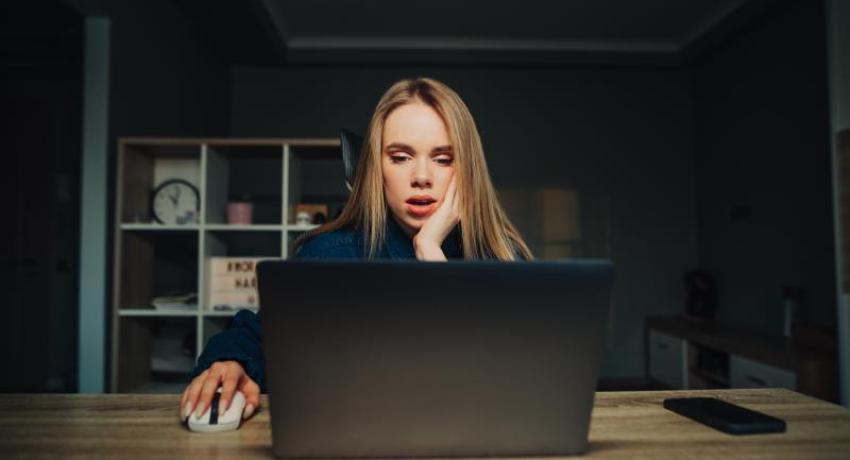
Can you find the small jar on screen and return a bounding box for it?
[227,201,253,225]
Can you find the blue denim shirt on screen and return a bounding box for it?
[191,217,463,390]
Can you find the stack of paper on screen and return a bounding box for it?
[151,293,197,311]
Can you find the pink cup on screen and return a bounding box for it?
[227,202,253,225]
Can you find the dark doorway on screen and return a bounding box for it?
[1,0,84,392]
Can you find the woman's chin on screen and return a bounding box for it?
[402,217,424,229]
[402,218,427,234]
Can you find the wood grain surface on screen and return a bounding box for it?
[0,388,848,459]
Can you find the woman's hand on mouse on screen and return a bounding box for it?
[413,175,459,261]
[180,360,260,422]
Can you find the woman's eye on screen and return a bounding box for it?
[390,154,410,163]
[435,156,453,166]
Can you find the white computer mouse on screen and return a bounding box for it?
[187,388,246,433]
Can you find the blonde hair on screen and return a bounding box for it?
[297,77,533,261]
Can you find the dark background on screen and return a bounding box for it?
[1,0,839,393]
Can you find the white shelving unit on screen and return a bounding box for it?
[111,138,346,393]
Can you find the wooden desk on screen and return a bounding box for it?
[1,389,848,459]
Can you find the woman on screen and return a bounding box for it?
[180,77,533,423]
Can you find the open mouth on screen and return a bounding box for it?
[406,198,436,206]
[405,196,437,218]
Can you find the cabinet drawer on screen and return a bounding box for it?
[730,355,796,390]
[648,330,687,389]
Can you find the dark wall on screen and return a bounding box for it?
[106,0,230,139]
[97,0,232,387]
[692,0,835,333]
[1,0,83,392]
[1,0,233,393]
[230,65,699,377]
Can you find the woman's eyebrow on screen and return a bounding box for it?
[384,142,411,151]
[384,142,453,153]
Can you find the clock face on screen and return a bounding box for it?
[151,179,200,225]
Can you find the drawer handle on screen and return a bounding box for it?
[746,375,767,387]
[656,343,669,351]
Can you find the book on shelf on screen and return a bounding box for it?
[151,293,197,311]
[206,257,272,312]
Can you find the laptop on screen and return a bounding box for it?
[258,259,613,458]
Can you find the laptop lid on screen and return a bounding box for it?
[259,259,613,458]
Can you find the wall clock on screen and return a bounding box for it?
[151,179,200,225]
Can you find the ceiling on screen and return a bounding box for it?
[271,0,743,51]
[67,0,773,66]
[254,0,769,65]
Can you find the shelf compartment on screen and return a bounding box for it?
[205,145,283,225]
[687,343,730,390]
[201,315,244,352]
[287,145,347,225]
[688,368,730,389]
[119,143,201,224]
[205,230,282,258]
[117,316,196,393]
[202,231,278,311]
[119,231,199,310]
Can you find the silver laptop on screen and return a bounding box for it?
[258,259,613,458]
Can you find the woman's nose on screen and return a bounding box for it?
[411,158,432,188]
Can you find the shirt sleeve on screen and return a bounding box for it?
[192,309,267,392]
[192,230,364,392]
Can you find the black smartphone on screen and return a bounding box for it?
[663,397,786,435]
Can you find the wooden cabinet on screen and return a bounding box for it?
[645,316,838,402]
[730,355,797,390]
[111,138,345,393]
[647,330,688,389]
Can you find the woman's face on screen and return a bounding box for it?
[381,101,455,236]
